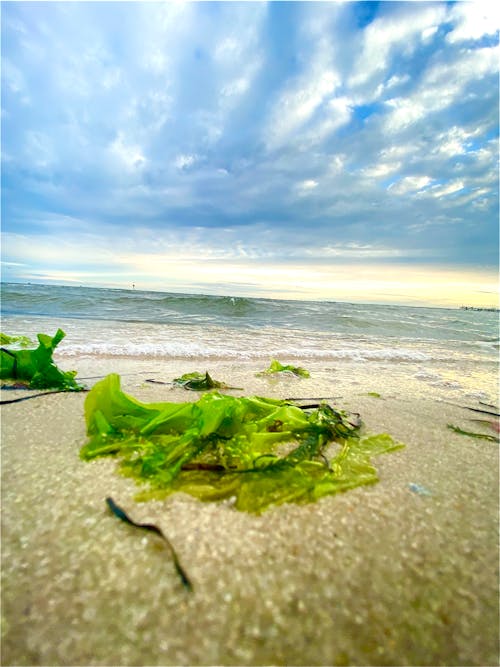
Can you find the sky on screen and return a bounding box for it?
[1,0,499,307]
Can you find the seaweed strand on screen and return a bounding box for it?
[105,497,193,591]
[0,389,89,405]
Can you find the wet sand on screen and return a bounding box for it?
[1,357,498,666]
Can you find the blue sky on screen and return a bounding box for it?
[1,1,499,306]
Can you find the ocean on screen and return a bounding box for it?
[1,282,498,359]
[1,282,498,399]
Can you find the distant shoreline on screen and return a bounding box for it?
[460,305,500,312]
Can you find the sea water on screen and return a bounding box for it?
[1,282,498,399]
[1,282,498,361]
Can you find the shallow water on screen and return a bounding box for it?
[2,283,498,371]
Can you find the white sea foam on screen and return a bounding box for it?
[1,284,498,369]
[58,341,433,362]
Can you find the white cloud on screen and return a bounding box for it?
[143,49,169,74]
[429,180,465,198]
[2,59,24,95]
[388,175,433,195]
[295,179,319,196]
[218,53,263,115]
[24,131,55,168]
[384,97,426,131]
[109,132,146,169]
[206,4,267,131]
[371,73,411,102]
[330,155,346,175]
[2,231,115,266]
[362,162,402,179]
[432,126,472,157]
[298,96,353,148]
[214,37,243,63]
[349,4,447,88]
[384,44,499,132]
[193,110,223,147]
[174,153,198,170]
[266,69,340,149]
[421,25,438,43]
[304,244,416,259]
[446,1,500,43]
[221,77,250,99]
[262,12,347,151]
[423,44,499,97]
[2,58,30,105]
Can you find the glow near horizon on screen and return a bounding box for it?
[1,1,499,308]
[4,250,496,308]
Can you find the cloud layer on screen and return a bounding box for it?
[1,1,499,305]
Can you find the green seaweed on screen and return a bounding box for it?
[0,333,33,348]
[173,371,232,391]
[81,374,403,513]
[366,392,382,398]
[447,424,499,442]
[0,329,83,391]
[257,359,310,378]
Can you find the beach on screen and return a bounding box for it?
[3,0,499,662]
[1,351,498,666]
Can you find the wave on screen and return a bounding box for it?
[2,283,498,347]
[58,340,434,362]
[153,294,260,318]
[0,284,264,323]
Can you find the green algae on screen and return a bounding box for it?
[81,374,404,513]
[257,359,311,378]
[0,333,33,348]
[173,371,223,390]
[173,371,241,391]
[0,329,83,391]
[447,424,499,442]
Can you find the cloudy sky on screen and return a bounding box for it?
[1,1,499,306]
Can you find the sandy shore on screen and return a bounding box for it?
[1,356,498,666]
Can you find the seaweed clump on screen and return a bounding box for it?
[173,371,233,391]
[257,359,311,378]
[81,374,403,513]
[0,329,83,391]
[0,333,34,348]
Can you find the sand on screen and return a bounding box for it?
[1,356,498,666]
